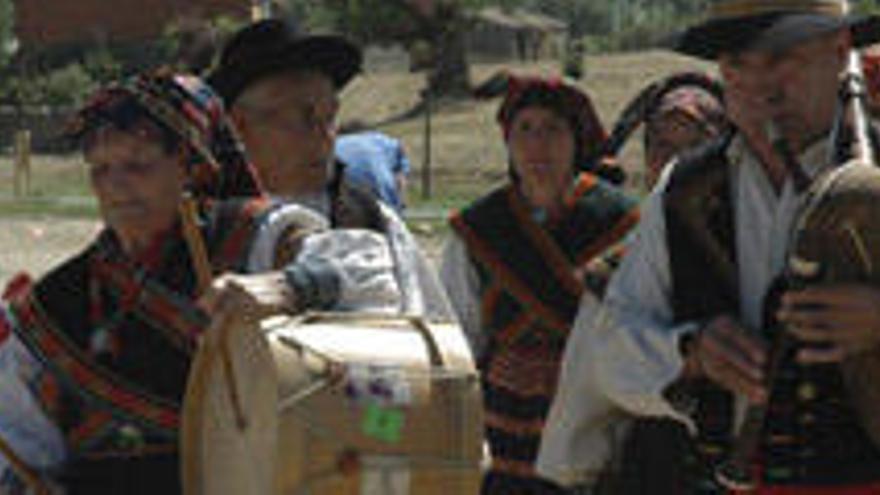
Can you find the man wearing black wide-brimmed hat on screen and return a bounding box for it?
[208,19,453,319]
[536,1,880,493]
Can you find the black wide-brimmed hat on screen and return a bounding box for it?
[207,19,362,105]
[672,0,880,60]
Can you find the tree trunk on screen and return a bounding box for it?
[426,22,470,98]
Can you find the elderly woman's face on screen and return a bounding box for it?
[85,128,186,251]
[507,106,575,205]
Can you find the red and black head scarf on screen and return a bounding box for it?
[497,75,622,182]
[67,70,262,199]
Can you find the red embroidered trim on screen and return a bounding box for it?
[215,198,270,270]
[12,293,180,432]
[450,214,570,331]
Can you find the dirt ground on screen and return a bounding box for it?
[0,217,100,286]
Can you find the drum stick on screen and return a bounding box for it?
[178,193,248,431]
[0,434,52,495]
[178,193,212,295]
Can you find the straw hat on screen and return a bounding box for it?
[671,0,880,59]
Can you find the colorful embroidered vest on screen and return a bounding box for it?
[3,198,275,493]
[450,173,638,494]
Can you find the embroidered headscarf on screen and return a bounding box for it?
[67,70,262,199]
[604,71,728,157]
[497,75,623,183]
[647,82,727,142]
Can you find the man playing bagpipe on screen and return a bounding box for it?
[537,1,880,493]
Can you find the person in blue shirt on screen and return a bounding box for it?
[335,124,410,213]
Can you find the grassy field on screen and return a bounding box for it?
[0,50,712,280]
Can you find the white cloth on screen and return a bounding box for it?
[536,134,833,487]
[246,202,328,271]
[438,234,486,358]
[295,229,401,312]
[379,202,455,321]
[274,192,456,322]
[247,202,402,313]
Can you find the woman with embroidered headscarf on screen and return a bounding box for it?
[0,71,400,494]
[535,73,728,495]
[601,72,729,190]
[440,75,639,495]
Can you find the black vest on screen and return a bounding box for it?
[604,137,736,495]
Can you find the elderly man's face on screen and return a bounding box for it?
[85,128,186,253]
[720,31,848,151]
[232,70,339,198]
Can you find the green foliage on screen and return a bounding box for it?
[522,0,708,50]
[311,0,526,44]
[312,0,711,52]
[83,46,122,84]
[157,15,247,73]
[852,0,880,14]
[0,0,16,69]
[40,64,97,106]
[0,63,96,106]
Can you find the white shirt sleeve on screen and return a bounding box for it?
[538,169,702,487]
[537,292,632,487]
[246,202,329,272]
[438,234,486,360]
[0,309,66,488]
[246,203,402,313]
[591,172,699,428]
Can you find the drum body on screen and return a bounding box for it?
[182,315,280,495]
[183,312,483,495]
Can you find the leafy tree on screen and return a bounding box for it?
[318,0,529,97]
[0,0,16,70]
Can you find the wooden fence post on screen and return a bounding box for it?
[14,130,31,197]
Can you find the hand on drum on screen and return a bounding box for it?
[778,284,880,364]
[197,272,296,333]
[685,315,768,404]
